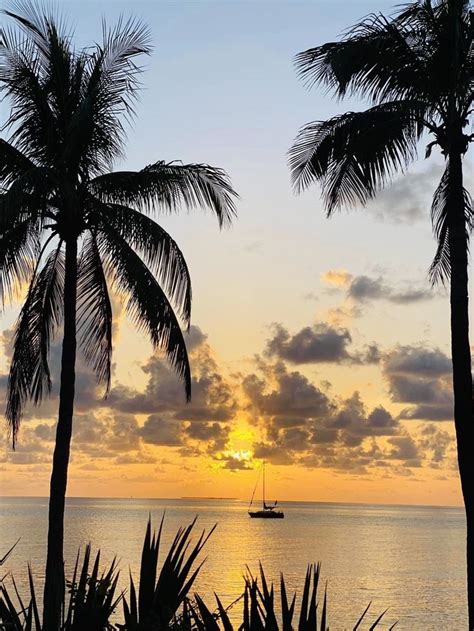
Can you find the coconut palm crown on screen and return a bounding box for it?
[0,5,237,629]
[289,0,473,625]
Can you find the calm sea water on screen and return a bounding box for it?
[0,497,467,629]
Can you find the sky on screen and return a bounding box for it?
[1,0,472,506]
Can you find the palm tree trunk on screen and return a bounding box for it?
[448,149,474,629]
[43,237,78,631]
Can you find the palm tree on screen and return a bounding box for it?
[0,6,237,630]
[289,0,473,625]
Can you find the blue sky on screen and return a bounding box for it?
[61,0,450,359]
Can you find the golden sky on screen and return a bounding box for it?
[1,0,471,507]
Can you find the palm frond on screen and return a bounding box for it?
[89,202,192,325]
[0,167,51,234]
[289,101,425,214]
[396,0,473,112]
[295,0,473,111]
[64,17,151,176]
[3,1,70,65]
[429,161,473,285]
[99,15,151,112]
[6,242,64,446]
[97,224,191,400]
[89,161,238,227]
[0,215,41,306]
[0,139,36,186]
[295,12,428,103]
[0,22,59,165]
[76,233,112,393]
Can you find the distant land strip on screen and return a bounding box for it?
[181,496,238,500]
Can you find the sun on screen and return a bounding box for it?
[226,449,252,462]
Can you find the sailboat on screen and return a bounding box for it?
[248,461,284,519]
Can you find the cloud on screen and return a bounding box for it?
[2,323,237,470]
[384,345,451,377]
[321,269,435,310]
[220,454,253,471]
[264,323,380,366]
[252,441,294,465]
[1,312,457,484]
[348,275,434,304]
[114,452,158,465]
[265,323,352,364]
[386,435,420,461]
[110,327,237,455]
[366,164,444,225]
[320,269,352,288]
[243,357,456,475]
[383,345,453,421]
[242,361,333,426]
[107,326,236,426]
[0,427,52,464]
[325,392,399,446]
[245,363,402,470]
[417,424,454,465]
[348,275,387,301]
[139,415,183,447]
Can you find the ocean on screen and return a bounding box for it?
[0,497,467,629]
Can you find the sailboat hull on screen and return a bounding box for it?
[248,510,284,519]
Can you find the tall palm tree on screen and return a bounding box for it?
[289,0,473,626]
[0,6,237,629]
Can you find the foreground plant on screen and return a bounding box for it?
[0,519,395,631]
[184,563,396,631]
[120,518,216,630]
[0,5,237,629]
[289,0,473,625]
[0,545,121,631]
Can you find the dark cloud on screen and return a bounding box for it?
[242,362,333,425]
[384,345,451,377]
[264,323,380,366]
[387,435,420,461]
[325,393,399,446]
[383,345,453,421]
[389,375,447,404]
[252,442,294,466]
[185,421,229,443]
[243,356,455,476]
[347,275,433,305]
[139,415,183,447]
[265,323,352,364]
[399,404,453,422]
[220,454,253,471]
[390,289,435,304]
[244,363,407,472]
[348,276,386,301]
[321,269,435,307]
[417,424,454,464]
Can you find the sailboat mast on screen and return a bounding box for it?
[263,460,265,508]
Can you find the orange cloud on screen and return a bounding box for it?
[320,269,352,288]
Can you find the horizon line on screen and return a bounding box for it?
[0,495,464,510]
